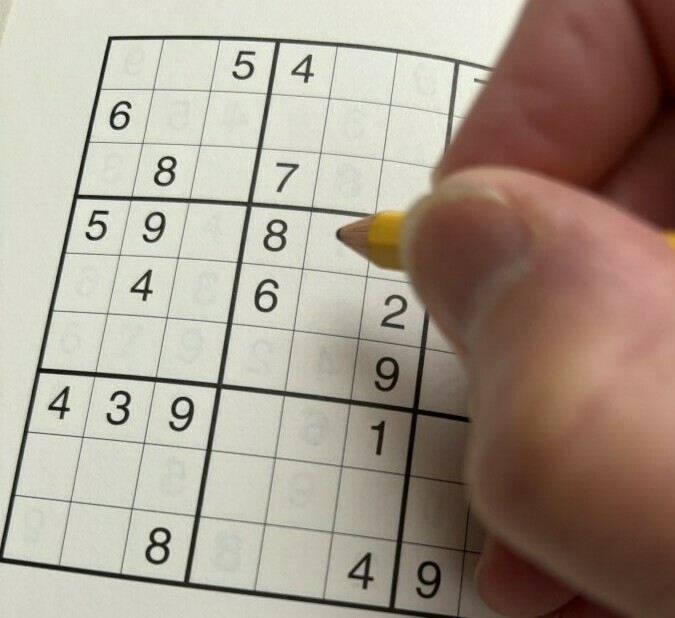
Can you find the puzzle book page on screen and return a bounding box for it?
[0,1,524,616]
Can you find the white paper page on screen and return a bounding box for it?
[0,1,524,616]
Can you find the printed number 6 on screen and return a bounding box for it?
[110,101,132,131]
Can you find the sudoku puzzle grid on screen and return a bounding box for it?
[1,37,496,618]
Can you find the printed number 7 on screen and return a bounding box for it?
[276,163,299,193]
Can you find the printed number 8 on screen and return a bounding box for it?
[263,219,287,252]
[145,527,171,565]
[154,156,177,187]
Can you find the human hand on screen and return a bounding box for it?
[403,1,675,616]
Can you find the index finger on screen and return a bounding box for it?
[437,0,669,186]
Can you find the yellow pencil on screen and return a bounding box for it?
[337,211,675,271]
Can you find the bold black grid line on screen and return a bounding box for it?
[84,140,437,170]
[254,43,339,592]
[2,36,490,618]
[0,40,115,558]
[389,317,430,607]
[183,41,281,583]
[98,88,452,117]
[77,194,370,218]
[387,55,465,612]
[0,557,474,618]
[36,367,471,421]
[455,497,474,616]
[107,34,491,72]
[446,62,461,143]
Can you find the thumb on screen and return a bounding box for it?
[403,168,675,617]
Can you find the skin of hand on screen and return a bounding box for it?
[400,1,675,617]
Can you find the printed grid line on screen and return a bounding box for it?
[36,367,469,421]
[1,36,490,618]
[44,309,428,352]
[253,43,340,591]
[0,38,115,559]
[76,194,372,218]
[184,40,282,582]
[57,39,166,568]
[97,88,454,117]
[13,493,467,553]
[0,556,477,618]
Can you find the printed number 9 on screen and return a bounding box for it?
[416,561,441,598]
[143,212,166,243]
[169,396,194,432]
[375,357,398,391]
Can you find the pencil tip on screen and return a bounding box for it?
[336,216,371,260]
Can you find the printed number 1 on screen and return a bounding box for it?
[371,420,385,455]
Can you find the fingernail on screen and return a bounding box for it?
[401,176,531,348]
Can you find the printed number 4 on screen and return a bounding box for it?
[292,55,314,83]
[131,270,154,301]
[348,553,374,589]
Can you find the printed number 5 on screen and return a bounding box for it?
[85,210,109,241]
[233,51,256,80]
